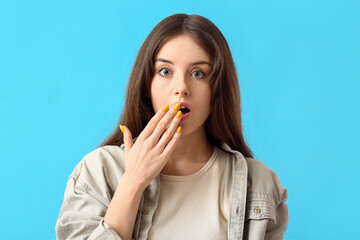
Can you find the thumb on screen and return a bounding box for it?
[119,125,133,156]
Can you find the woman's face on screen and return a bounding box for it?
[150,34,212,136]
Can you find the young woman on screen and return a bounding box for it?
[56,14,288,240]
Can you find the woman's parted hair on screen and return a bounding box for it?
[100,13,253,158]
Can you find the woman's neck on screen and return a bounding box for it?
[161,125,214,176]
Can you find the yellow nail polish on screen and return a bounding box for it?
[162,105,169,112]
[176,111,182,118]
[176,126,182,133]
[119,125,125,133]
[174,103,180,110]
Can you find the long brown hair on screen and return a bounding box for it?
[100,13,253,159]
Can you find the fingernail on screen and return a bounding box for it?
[119,125,125,133]
[176,126,182,133]
[174,103,180,110]
[162,105,169,112]
[176,111,182,118]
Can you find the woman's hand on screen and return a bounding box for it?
[104,103,182,239]
[120,103,183,191]
[104,104,181,239]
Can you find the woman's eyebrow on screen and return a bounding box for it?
[155,58,211,66]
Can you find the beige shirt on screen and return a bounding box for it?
[147,145,231,239]
[55,138,289,240]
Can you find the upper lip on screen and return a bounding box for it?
[177,102,191,111]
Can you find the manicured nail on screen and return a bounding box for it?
[174,103,180,110]
[176,111,182,118]
[119,125,125,133]
[176,126,182,133]
[162,105,169,112]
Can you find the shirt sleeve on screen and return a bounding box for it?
[264,189,289,240]
[55,170,123,240]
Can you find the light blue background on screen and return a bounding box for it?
[0,0,359,239]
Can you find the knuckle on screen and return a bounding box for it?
[150,121,157,129]
[158,121,167,129]
[154,144,162,153]
[164,129,172,137]
[146,138,156,147]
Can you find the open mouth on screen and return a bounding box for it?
[180,106,190,114]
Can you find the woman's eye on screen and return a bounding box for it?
[159,68,171,76]
[192,70,205,78]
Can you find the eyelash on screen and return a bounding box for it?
[158,68,206,78]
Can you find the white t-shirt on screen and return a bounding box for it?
[147,145,233,239]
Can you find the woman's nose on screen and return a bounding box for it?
[174,74,190,96]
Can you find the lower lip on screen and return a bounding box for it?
[180,112,190,121]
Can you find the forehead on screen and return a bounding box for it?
[155,34,210,63]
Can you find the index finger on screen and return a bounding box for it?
[136,104,173,142]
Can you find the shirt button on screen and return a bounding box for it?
[142,209,149,215]
[254,207,261,214]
